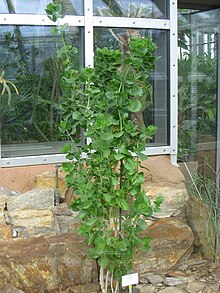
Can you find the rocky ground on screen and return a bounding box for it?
[134,255,220,293]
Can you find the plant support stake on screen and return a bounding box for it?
[54,164,61,206]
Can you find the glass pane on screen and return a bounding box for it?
[178,7,220,195]
[93,0,169,19]
[0,25,84,158]
[178,9,218,166]
[0,0,84,15]
[94,27,169,146]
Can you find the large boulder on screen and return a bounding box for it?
[140,156,186,189]
[140,156,189,220]
[146,186,189,218]
[0,233,98,293]
[186,195,215,261]
[0,188,97,292]
[134,218,194,274]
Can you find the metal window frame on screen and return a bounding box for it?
[0,0,178,167]
[217,19,220,188]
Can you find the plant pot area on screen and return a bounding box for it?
[0,155,219,292]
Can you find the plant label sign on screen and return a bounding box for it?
[122,273,139,287]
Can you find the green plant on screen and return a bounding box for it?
[46,2,163,292]
[186,162,220,261]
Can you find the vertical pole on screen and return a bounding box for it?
[84,0,94,68]
[129,285,132,293]
[84,0,93,146]
[189,12,198,161]
[217,13,220,191]
[170,0,178,165]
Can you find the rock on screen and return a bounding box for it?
[10,209,55,237]
[0,187,20,197]
[52,203,73,216]
[0,211,6,225]
[54,213,80,234]
[0,233,98,292]
[157,288,184,293]
[7,188,55,211]
[1,284,24,292]
[163,277,188,286]
[187,258,207,268]
[146,186,188,218]
[165,270,191,278]
[0,195,9,212]
[135,284,155,293]
[186,195,215,261]
[140,156,185,189]
[186,281,206,292]
[146,274,164,285]
[134,218,194,274]
[0,224,12,239]
[35,170,67,201]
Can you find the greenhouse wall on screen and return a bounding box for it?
[0,0,178,174]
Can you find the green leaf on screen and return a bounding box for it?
[138,219,148,231]
[102,148,111,158]
[106,91,114,99]
[83,200,92,209]
[114,153,124,160]
[89,247,101,259]
[131,86,143,97]
[116,198,130,210]
[78,210,88,219]
[130,187,139,196]
[124,158,136,172]
[146,125,158,137]
[111,177,118,186]
[61,143,71,154]
[127,98,142,113]
[103,193,112,203]
[137,152,148,161]
[114,131,124,138]
[100,133,114,141]
[72,111,81,120]
[133,172,145,186]
[98,255,109,269]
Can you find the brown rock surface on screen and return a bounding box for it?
[140,156,185,189]
[10,208,56,237]
[186,195,215,261]
[0,233,98,292]
[146,186,188,218]
[35,170,67,201]
[134,218,194,274]
[0,224,12,239]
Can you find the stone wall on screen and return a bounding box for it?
[0,155,206,292]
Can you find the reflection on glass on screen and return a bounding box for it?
[94,27,169,146]
[93,0,168,18]
[0,25,84,158]
[178,9,218,166]
[1,0,84,15]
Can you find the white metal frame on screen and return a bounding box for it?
[0,0,178,167]
[217,19,220,188]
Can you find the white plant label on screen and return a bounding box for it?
[122,273,139,287]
